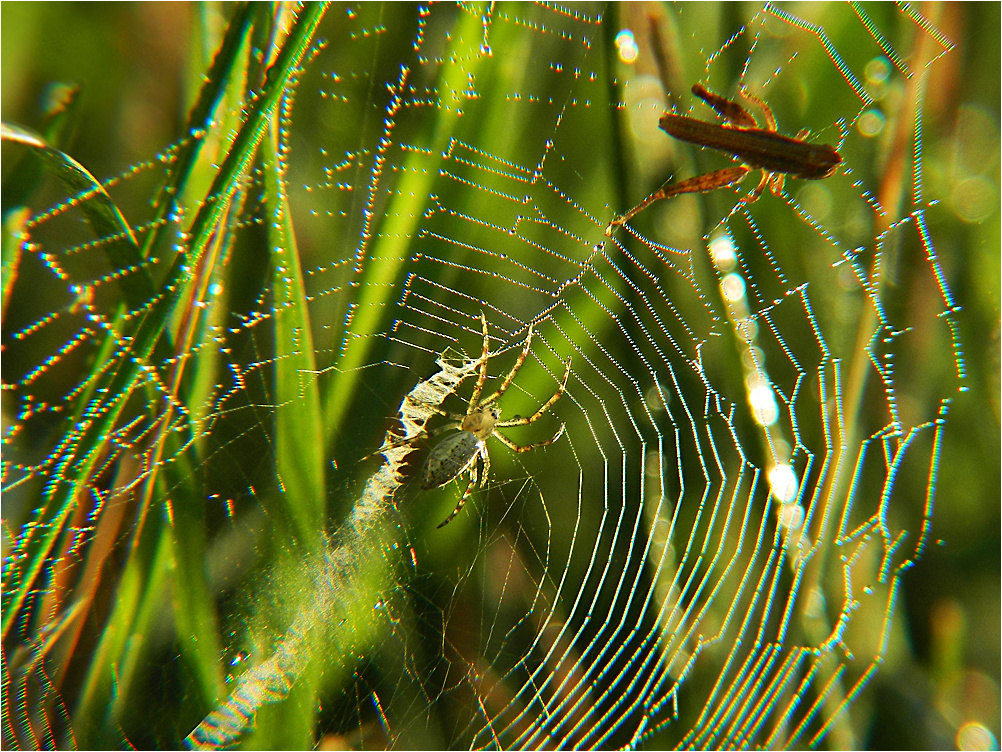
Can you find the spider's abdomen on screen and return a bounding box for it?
[422,430,483,489]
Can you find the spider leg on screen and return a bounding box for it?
[430,408,471,422]
[768,172,786,196]
[495,356,572,428]
[466,312,492,413]
[479,441,490,487]
[738,170,771,205]
[738,87,777,132]
[478,323,533,408]
[493,423,565,454]
[436,454,480,528]
[426,420,464,437]
[692,83,757,128]
[365,417,464,460]
[606,166,751,235]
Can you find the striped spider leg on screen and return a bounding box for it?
[422,313,571,528]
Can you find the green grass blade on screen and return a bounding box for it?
[0,122,147,305]
[0,1,330,643]
[262,129,326,548]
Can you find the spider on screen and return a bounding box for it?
[422,313,571,528]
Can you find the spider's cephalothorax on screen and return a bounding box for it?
[422,314,570,528]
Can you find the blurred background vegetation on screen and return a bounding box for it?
[2,3,999,749]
